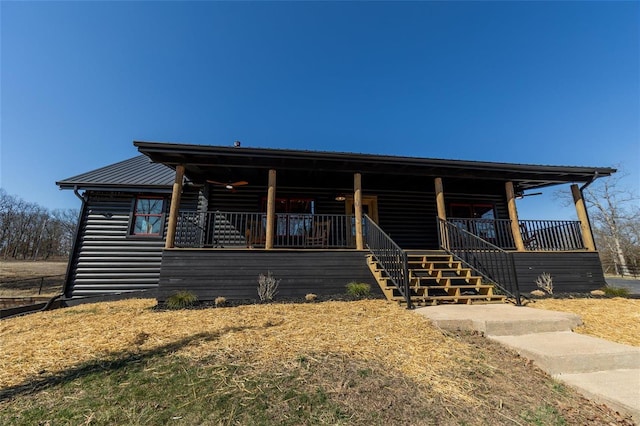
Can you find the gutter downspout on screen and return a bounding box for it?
[42,186,88,311]
[578,172,599,252]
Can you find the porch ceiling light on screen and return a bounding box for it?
[335,194,346,201]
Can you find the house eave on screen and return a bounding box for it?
[56,183,174,193]
[134,140,616,191]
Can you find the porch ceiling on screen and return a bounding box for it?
[134,141,615,191]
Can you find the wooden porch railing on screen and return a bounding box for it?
[449,218,585,251]
[175,211,356,249]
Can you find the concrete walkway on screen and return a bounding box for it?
[415,304,640,423]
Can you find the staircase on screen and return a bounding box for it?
[367,250,506,306]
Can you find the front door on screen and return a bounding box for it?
[345,195,379,246]
[344,195,378,223]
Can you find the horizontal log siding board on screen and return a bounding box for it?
[208,186,345,215]
[67,190,199,297]
[157,249,378,302]
[513,252,606,293]
[375,190,437,249]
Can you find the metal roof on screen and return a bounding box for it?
[57,142,616,193]
[56,155,176,191]
[134,141,616,191]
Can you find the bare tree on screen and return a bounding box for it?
[582,173,639,276]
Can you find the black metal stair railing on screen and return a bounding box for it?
[363,215,413,309]
[438,218,522,305]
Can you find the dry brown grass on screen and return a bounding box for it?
[2,298,635,425]
[0,261,67,280]
[0,261,66,297]
[532,298,640,347]
[0,299,479,404]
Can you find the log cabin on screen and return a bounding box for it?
[56,141,614,306]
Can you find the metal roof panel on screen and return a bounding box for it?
[57,155,175,190]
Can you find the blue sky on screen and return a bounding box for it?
[1,1,638,219]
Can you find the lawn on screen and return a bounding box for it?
[531,297,640,347]
[0,261,67,297]
[0,298,634,425]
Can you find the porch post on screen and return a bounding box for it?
[265,169,276,250]
[434,178,447,221]
[434,177,448,250]
[505,181,526,252]
[354,173,364,250]
[165,165,185,249]
[571,184,596,251]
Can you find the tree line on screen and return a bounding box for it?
[0,189,78,260]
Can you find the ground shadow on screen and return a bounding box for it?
[0,324,263,401]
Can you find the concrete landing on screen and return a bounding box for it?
[416,304,582,336]
[415,304,640,423]
[490,331,640,374]
[558,369,640,422]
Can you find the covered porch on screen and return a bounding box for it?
[134,141,612,304]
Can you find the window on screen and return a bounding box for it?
[449,203,496,220]
[131,197,165,236]
[449,202,497,240]
[262,197,315,236]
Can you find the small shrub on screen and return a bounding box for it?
[214,296,227,307]
[602,286,629,297]
[305,293,318,302]
[535,272,553,295]
[165,291,198,309]
[258,271,280,302]
[346,282,371,298]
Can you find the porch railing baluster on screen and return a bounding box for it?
[174,211,357,249]
[449,218,585,251]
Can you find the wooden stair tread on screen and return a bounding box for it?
[391,295,506,301]
[411,278,483,284]
[429,295,504,300]
[410,268,469,273]
[413,284,495,289]
[410,277,484,283]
